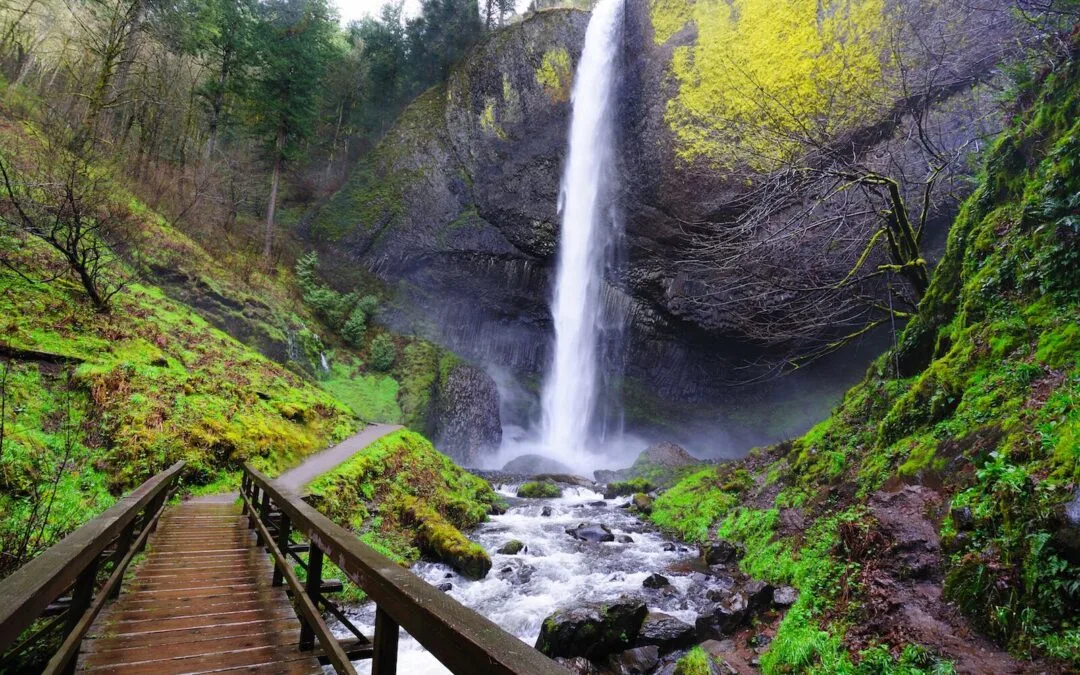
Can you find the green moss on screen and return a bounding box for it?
[535,47,572,103]
[604,477,654,497]
[649,467,741,542]
[517,481,562,498]
[307,430,499,573]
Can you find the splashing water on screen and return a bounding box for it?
[340,487,705,674]
[540,0,625,469]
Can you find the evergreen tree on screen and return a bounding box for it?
[249,0,338,262]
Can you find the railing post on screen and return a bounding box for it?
[63,555,100,641]
[372,606,399,675]
[299,544,323,651]
[107,521,136,600]
[256,490,271,547]
[247,484,259,530]
[272,513,291,588]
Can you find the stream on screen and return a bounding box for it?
[340,485,709,674]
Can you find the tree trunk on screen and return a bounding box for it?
[109,0,147,136]
[263,129,285,263]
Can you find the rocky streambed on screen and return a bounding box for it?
[338,480,794,674]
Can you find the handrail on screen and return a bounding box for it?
[0,460,185,661]
[242,464,567,675]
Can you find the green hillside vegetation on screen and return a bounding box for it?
[307,430,503,580]
[649,42,1080,671]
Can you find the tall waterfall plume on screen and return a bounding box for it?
[541,0,625,466]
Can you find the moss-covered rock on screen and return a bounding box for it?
[517,480,563,498]
[401,497,492,578]
[604,477,654,499]
[535,597,647,660]
[307,430,501,574]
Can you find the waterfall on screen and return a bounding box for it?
[540,0,624,467]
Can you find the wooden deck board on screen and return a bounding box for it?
[78,502,320,674]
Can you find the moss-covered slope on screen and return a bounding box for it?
[650,43,1080,672]
[306,429,502,578]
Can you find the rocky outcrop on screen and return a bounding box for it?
[433,362,501,465]
[307,1,1033,436]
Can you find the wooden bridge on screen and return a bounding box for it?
[0,462,566,675]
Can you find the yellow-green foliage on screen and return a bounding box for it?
[648,0,692,44]
[658,0,890,168]
[401,496,492,578]
[535,47,573,103]
[307,430,501,573]
[674,646,712,675]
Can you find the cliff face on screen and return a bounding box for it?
[307,0,1029,435]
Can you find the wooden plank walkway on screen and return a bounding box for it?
[77,501,321,674]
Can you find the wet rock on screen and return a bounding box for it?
[607,645,660,674]
[541,506,554,517]
[632,493,652,514]
[589,500,609,507]
[772,585,798,607]
[437,582,452,592]
[604,479,656,499]
[535,597,648,660]
[433,363,501,466]
[951,506,975,531]
[498,540,526,555]
[695,594,749,639]
[533,473,596,488]
[594,468,631,484]
[869,486,942,579]
[502,454,573,475]
[1054,488,1080,559]
[743,580,775,613]
[661,542,677,552]
[555,657,599,675]
[635,612,696,652]
[705,570,737,596]
[643,573,670,589]
[637,442,697,468]
[566,523,615,543]
[701,538,744,566]
[616,534,635,544]
[497,562,534,584]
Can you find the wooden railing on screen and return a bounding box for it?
[0,460,185,674]
[241,464,567,675]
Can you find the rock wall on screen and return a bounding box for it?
[305,0,1031,442]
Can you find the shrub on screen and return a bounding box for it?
[368,334,396,371]
[341,306,367,346]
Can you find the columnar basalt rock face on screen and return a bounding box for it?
[308,1,1029,426]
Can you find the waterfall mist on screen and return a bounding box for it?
[539,0,626,471]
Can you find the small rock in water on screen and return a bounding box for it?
[540,506,554,517]
[443,573,453,579]
[772,585,798,607]
[590,500,608,507]
[632,493,652,514]
[437,582,452,592]
[566,523,615,543]
[607,645,660,674]
[616,534,634,544]
[642,573,670,589]
[701,538,745,565]
[635,612,696,652]
[661,542,677,552]
[497,540,526,555]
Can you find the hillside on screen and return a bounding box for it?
[647,39,1080,671]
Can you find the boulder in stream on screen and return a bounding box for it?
[497,540,526,555]
[642,573,670,589]
[535,597,648,660]
[502,454,574,475]
[566,523,615,543]
[606,645,660,674]
[700,538,744,566]
[635,612,696,652]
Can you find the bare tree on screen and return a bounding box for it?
[676,0,1024,378]
[0,142,135,312]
